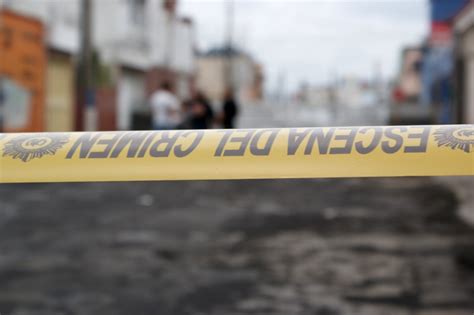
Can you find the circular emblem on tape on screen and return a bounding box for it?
[434,126,474,153]
[2,134,70,162]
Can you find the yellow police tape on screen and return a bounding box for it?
[0,125,473,183]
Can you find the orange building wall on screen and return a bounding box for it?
[0,9,46,132]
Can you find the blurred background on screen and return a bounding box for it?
[0,0,473,314]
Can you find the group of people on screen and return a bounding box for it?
[149,82,238,130]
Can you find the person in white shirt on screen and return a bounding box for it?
[149,82,181,130]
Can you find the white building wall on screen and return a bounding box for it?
[4,0,195,75]
[2,0,79,53]
[196,57,226,101]
[2,0,49,20]
[306,87,331,107]
[148,0,170,66]
[93,0,125,47]
[336,78,361,108]
[93,0,151,68]
[118,70,146,130]
[196,53,258,102]
[48,1,80,53]
[467,58,474,124]
[171,20,195,73]
[233,56,256,101]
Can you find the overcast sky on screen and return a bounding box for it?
[179,0,429,93]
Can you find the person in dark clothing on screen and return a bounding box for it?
[189,91,214,129]
[222,89,239,129]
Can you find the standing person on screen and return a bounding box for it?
[221,89,239,129]
[149,82,181,130]
[189,91,214,129]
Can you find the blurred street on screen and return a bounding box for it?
[237,100,389,129]
[1,105,473,315]
[1,0,474,314]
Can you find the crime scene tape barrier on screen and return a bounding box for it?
[0,125,473,183]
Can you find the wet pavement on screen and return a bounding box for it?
[0,177,473,315]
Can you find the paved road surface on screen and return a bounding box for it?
[1,178,473,315]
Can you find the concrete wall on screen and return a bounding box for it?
[3,0,195,75]
[196,57,227,102]
[467,56,474,124]
[117,68,146,130]
[171,19,195,74]
[305,87,333,107]
[233,55,256,101]
[196,54,259,103]
[3,0,79,54]
[46,50,75,131]
[2,0,49,21]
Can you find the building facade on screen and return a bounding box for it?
[196,47,263,104]
[46,49,75,131]
[0,9,47,132]
[2,0,196,131]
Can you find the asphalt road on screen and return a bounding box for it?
[0,178,473,315]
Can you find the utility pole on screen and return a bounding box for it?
[225,0,234,92]
[76,0,95,131]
